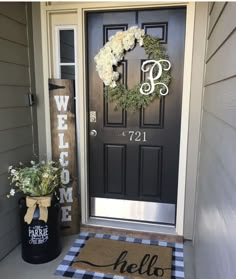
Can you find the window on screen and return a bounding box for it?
[57,28,76,80]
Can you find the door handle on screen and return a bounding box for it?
[90,129,97,137]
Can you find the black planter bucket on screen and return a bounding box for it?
[19,196,62,264]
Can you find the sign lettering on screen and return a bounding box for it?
[75,250,170,277]
[28,225,48,245]
[54,95,70,111]
[49,79,80,235]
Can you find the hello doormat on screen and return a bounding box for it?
[72,237,172,279]
[54,232,185,279]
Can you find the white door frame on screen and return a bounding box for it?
[34,1,196,237]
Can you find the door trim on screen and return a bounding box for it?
[36,1,196,237]
[176,3,195,235]
[81,3,195,236]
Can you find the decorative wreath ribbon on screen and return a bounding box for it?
[24,196,52,224]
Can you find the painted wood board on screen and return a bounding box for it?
[49,78,80,235]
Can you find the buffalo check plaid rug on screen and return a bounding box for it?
[54,232,184,279]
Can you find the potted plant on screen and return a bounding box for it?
[7,160,62,264]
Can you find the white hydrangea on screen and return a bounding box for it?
[94,26,145,88]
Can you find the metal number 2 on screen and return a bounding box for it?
[128,131,147,142]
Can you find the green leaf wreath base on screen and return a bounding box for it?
[105,35,171,112]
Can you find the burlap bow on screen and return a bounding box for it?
[24,196,52,224]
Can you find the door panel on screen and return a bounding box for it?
[86,8,186,224]
[139,146,162,199]
[105,144,126,196]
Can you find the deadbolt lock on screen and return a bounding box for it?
[90,111,97,123]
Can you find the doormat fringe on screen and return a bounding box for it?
[54,232,184,279]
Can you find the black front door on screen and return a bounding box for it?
[86,8,186,225]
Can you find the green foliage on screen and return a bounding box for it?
[106,34,171,111]
[7,160,62,197]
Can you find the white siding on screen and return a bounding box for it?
[194,2,236,279]
[0,3,37,260]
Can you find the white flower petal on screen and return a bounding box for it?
[10,189,15,196]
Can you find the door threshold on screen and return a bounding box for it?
[91,197,176,224]
[81,217,183,243]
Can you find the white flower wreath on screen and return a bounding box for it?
[94,26,171,111]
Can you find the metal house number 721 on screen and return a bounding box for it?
[128,131,147,142]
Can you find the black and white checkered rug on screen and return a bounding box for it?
[54,232,184,279]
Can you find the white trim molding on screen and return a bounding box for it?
[184,2,209,240]
[176,2,196,236]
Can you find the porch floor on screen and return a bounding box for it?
[0,234,195,279]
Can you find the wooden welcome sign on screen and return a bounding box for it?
[49,79,80,235]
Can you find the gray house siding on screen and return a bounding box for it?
[0,3,37,260]
[194,2,236,278]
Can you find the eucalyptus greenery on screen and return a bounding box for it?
[105,35,171,111]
